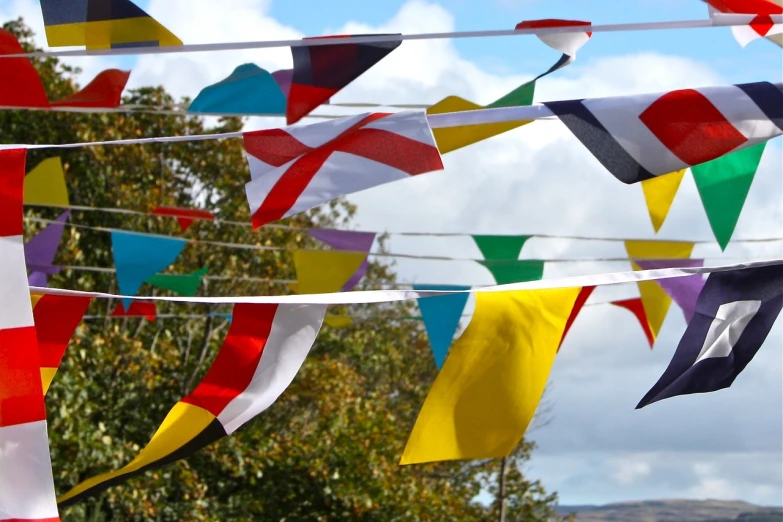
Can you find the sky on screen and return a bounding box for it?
[2,0,782,508]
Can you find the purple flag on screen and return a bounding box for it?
[635,258,706,323]
[308,229,376,291]
[271,69,293,98]
[25,210,70,287]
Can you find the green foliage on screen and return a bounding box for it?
[5,18,566,521]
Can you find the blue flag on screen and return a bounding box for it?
[637,264,783,408]
[111,231,187,307]
[413,285,470,369]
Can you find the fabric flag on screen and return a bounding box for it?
[427,19,591,154]
[58,302,327,506]
[146,267,209,297]
[611,298,656,348]
[472,235,531,260]
[0,148,60,521]
[704,0,783,47]
[25,210,70,287]
[189,64,288,115]
[308,229,376,291]
[31,294,93,394]
[400,287,582,464]
[292,250,368,294]
[110,231,187,307]
[151,206,215,232]
[478,259,545,285]
[39,0,182,49]
[558,285,595,351]
[50,69,131,108]
[635,259,707,323]
[637,264,783,408]
[287,35,401,124]
[544,81,783,184]
[112,301,156,321]
[244,112,443,228]
[24,157,69,207]
[641,169,686,232]
[412,285,471,369]
[0,29,49,108]
[323,315,352,328]
[625,240,695,338]
[691,142,767,250]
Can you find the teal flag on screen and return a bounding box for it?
[111,231,187,307]
[413,285,470,369]
[691,142,766,251]
[478,259,544,285]
[146,267,209,297]
[472,235,532,260]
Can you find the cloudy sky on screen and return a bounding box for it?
[2,0,781,507]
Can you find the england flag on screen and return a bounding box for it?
[637,263,783,408]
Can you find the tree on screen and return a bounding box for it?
[5,17,567,521]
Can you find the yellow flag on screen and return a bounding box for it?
[324,315,352,328]
[641,169,686,232]
[292,250,368,294]
[624,240,694,339]
[427,96,532,154]
[400,287,581,464]
[24,157,69,207]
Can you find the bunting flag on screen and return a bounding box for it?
[544,81,783,184]
[292,250,368,294]
[412,285,471,369]
[244,112,443,228]
[31,294,93,394]
[24,157,70,207]
[110,231,187,307]
[323,315,352,328]
[625,241,695,338]
[704,0,783,47]
[308,229,377,291]
[57,302,327,506]
[472,235,532,260]
[111,301,156,320]
[50,69,131,108]
[641,169,686,232]
[400,287,582,464]
[0,29,49,108]
[611,298,656,348]
[637,264,783,408]
[0,148,60,521]
[146,267,209,297]
[151,206,215,232]
[189,64,289,116]
[39,0,183,49]
[558,285,596,350]
[25,210,70,287]
[691,142,767,250]
[427,19,591,154]
[635,259,707,323]
[478,259,545,285]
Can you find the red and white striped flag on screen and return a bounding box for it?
[0,149,60,521]
[243,111,443,228]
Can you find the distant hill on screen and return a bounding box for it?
[556,499,783,521]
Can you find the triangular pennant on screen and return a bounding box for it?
[400,287,582,464]
[691,142,767,250]
[641,169,686,232]
[0,29,49,108]
[324,315,352,328]
[611,298,656,348]
[151,206,215,232]
[634,259,706,323]
[50,69,131,108]
[472,235,532,260]
[146,267,208,297]
[292,250,368,294]
[308,229,376,291]
[112,301,156,321]
[478,259,544,285]
[412,285,471,369]
[111,231,187,307]
[558,285,595,351]
[188,64,287,115]
[25,210,70,286]
[24,157,69,207]
[624,241,695,339]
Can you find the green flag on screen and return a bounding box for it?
[472,235,532,261]
[488,81,536,109]
[146,267,209,296]
[691,142,766,251]
[478,260,544,285]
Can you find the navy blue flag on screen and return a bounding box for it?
[637,264,783,408]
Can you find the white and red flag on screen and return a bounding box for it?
[243,111,443,228]
[704,0,783,47]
